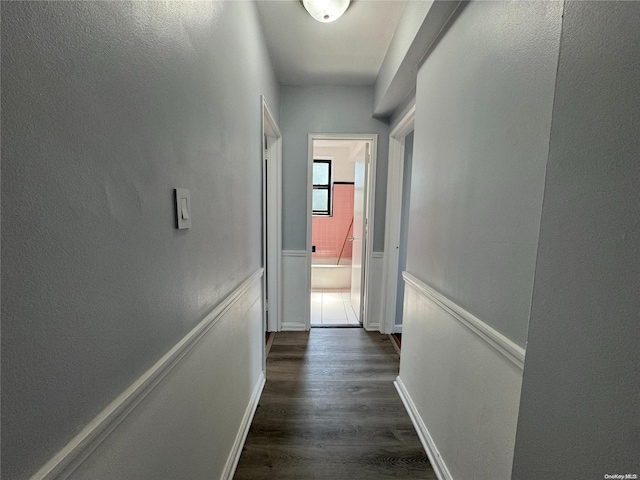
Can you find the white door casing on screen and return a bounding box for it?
[261,96,282,338]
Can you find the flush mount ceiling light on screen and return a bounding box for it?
[301,0,351,23]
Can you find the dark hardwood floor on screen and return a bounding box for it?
[234,328,436,479]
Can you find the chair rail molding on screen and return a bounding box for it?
[30,269,264,480]
[403,272,525,369]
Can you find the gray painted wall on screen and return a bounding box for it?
[512,2,640,477]
[0,2,279,478]
[280,86,389,251]
[373,1,430,115]
[407,0,563,346]
[65,281,265,480]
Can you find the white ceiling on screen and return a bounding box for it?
[314,139,366,162]
[255,0,406,86]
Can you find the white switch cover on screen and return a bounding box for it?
[175,189,191,229]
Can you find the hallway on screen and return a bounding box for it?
[2,2,637,478]
[234,329,435,479]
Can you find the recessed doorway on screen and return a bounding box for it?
[306,134,377,329]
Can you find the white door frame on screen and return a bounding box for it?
[261,96,282,334]
[305,133,378,331]
[380,105,415,334]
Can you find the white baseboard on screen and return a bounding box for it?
[221,372,265,480]
[395,377,453,480]
[281,250,307,257]
[388,334,401,356]
[394,324,402,333]
[280,322,307,331]
[398,275,523,480]
[365,252,385,331]
[266,331,275,356]
[282,250,309,331]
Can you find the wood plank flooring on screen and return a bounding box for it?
[234,329,436,479]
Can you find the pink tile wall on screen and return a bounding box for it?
[312,184,354,259]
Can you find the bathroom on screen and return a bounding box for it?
[310,139,366,326]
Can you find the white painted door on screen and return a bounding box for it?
[350,143,369,322]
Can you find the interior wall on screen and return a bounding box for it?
[512,2,640,477]
[280,86,389,252]
[0,2,279,478]
[68,280,264,480]
[398,1,563,479]
[407,0,562,347]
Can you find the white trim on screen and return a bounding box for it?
[282,250,307,257]
[363,252,384,331]
[265,331,275,357]
[381,105,415,335]
[280,322,307,331]
[362,139,378,332]
[368,255,385,318]
[402,272,525,369]
[30,269,264,480]
[388,334,401,357]
[262,96,282,333]
[262,97,281,139]
[394,377,453,480]
[311,156,334,216]
[394,324,403,333]
[306,135,314,330]
[390,104,416,139]
[221,372,266,480]
[281,253,309,331]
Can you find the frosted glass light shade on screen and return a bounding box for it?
[302,0,350,23]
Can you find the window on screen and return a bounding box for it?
[312,159,332,216]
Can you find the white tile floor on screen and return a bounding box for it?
[310,289,361,326]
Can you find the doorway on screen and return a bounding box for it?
[261,95,282,364]
[381,106,415,334]
[306,134,377,329]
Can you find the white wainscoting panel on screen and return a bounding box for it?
[281,250,309,331]
[34,271,265,480]
[395,377,453,480]
[220,371,265,480]
[365,252,385,331]
[398,272,525,480]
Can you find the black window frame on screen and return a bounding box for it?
[312,159,332,216]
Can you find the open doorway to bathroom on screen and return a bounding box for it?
[309,138,370,327]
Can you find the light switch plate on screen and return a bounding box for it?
[175,189,191,229]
